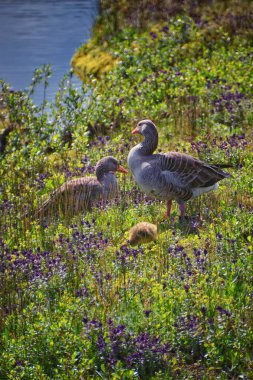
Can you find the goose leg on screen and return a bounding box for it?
[179,203,186,218]
[166,200,172,217]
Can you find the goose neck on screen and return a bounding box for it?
[96,166,106,182]
[101,172,117,196]
[139,134,158,155]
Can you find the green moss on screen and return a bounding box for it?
[71,41,119,80]
[72,0,253,83]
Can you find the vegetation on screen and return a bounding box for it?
[0,0,253,378]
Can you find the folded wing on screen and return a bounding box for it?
[157,152,232,189]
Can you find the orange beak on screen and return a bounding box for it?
[132,127,140,134]
[117,165,128,174]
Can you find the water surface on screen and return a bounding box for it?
[0,0,99,103]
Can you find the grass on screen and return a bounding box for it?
[0,1,253,378]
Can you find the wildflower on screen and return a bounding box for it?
[150,31,157,40]
[144,309,152,317]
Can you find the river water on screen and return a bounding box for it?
[0,0,99,103]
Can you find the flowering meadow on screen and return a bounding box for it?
[0,1,253,378]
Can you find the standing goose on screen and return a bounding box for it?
[127,120,232,218]
[35,156,127,221]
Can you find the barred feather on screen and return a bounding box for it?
[29,156,123,223]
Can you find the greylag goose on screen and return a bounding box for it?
[36,156,127,220]
[129,222,157,246]
[127,120,232,218]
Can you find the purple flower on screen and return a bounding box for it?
[116,97,124,106]
[216,306,231,317]
[144,309,152,317]
[160,25,169,33]
[97,334,107,352]
[150,31,157,40]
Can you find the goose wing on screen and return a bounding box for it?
[39,177,102,217]
[155,152,232,189]
[58,177,101,198]
[55,177,102,210]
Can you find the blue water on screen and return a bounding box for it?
[0,0,99,103]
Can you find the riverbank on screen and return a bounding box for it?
[71,0,253,80]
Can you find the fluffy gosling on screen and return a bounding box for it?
[129,222,157,246]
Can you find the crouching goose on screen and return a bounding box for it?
[127,120,232,218]
[35,156,128,221]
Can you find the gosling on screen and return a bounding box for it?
[129,222,157,246]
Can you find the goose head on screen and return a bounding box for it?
[132,119,158,137]
[95,156,128,182]
[131,120,158,154]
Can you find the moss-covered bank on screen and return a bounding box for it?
[71,0,253,79]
